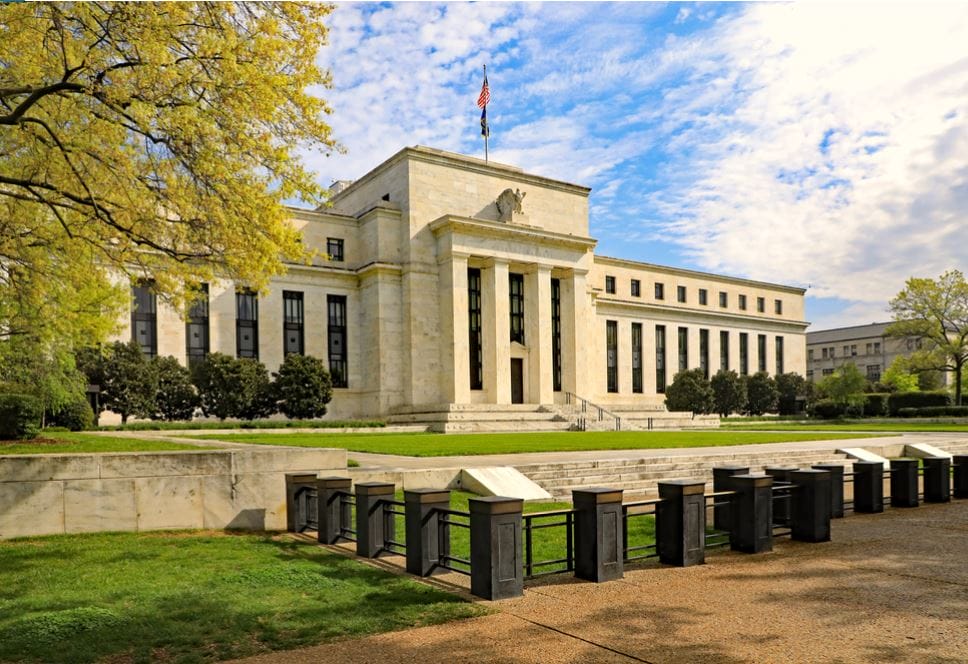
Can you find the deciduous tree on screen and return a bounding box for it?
[710,370,747,417]
[664,369,714,415]
[817,362,867,414]
[274,354,332,419]
[100,340,156,424]
[745,371,779,415]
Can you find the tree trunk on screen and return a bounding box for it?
[121,413,128,425]
[956,360,964,406]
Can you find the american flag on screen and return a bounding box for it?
[477,74,490,109]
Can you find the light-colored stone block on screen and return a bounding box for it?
[904,442,953,460]
[99,452,231,479]
[0,455,100,482]
[134,476,204,531]
[200,472,280,531]
[64,479,137,534]
[839,447,891,464]
[459,467,552,501]
[0,481,64,538]
[229,448,346,475]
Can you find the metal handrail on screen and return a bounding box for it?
[563,391,623,431]
[434,507,471,575]
[622,501,659,561]
[523,509,576,578]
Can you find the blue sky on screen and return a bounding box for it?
[303,2,968,331]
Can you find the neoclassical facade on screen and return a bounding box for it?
[118,146,808,418]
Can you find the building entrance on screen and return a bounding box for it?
[510,358,524,404]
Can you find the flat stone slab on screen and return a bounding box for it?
[459,467,552,501]
[904,442,954,460]
[838,447,890,464]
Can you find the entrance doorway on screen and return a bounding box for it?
[510,358,524,404]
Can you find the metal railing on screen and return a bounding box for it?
[294,486,318,532]
[563,391,623,431]
[622,499,661,562]
[381,498,406,555]
[771,482,795,537]
[704,491,735,548]
[435,507,471,575]
[338,493,357,542]
[523,509,576,578]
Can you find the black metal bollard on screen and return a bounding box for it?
[469,496,523,600]
[355,482,395,558]
[789,469,831,543]
[954,455,968,499]
[285,472,318,532]
[404,488,451,576]
[765,466,798,526]
[712,465,750,531]
[922,457,951,503]
[729,474,773,553]
[316,477,352,544]
[890,458,918,508]
[812,464,845,518]
[853,461,884,513]
[657,480,706,566]
[573,488,624,582]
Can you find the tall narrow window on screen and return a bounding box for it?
[509,273,525,344]
[656,325,666,393]
[700,329,709,379]
[131,281,157,358]
[185,284,209,367]
[283,291,304,356]
[469,268,483,390]
[757,297,765,313]
[551,277,562,392]
[655,283,665,300]
[327,295,348,387]
[631,279,640,297]
[775,336,784,375]
[677,285,687,303]
[699,289,708,306]
[739,332,749,375]
[605,275,616,294]
[632,322,643,393]
[758,334,767,372]
[606,320,618,393]
[236,289,259,359]
[678,327,688,371]
[719,291,728,307]
[720,330,729,371]
[738,294,747,310]
[327,238,344,262]
[774,299,783,315]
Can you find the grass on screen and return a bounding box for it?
[96,419,386,432]
[0,531,485,664]
[186,430,887,457]
[0,432,211,455]
[720,419,968,433]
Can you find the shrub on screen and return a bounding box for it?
[810,399,845,419]
[897,405,968,417]
[236,359,277,420]
[775,372,808,415]
[664,369,714,414]
[101,341,156,424]
[887,391,950,416]
[50,396,94,431]
[193,354,276,420]
[745,372,779,415]
[0,393,43,439]
[863,393,889,417]
[151,356,199,421]
[274,354,333,419]
[711,370,747,417]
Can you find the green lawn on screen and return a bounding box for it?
[0,432,210,455]
[187,430,886,457]
[0,531,484,664]
[720,420,968,433]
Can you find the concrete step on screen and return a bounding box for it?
[387,411,564,424]
[515,451,850,475]
[433,421,573,433]
[391,403,552,415]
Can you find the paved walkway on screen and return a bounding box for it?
[230,500,968,663]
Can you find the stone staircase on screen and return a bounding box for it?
[549,400,720,431]
[386,404,571,433]
[515,448,854,501]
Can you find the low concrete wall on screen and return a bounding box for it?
[0,447,346,539]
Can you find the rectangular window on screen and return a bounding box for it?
[823,368,834,376]
[720,330,729,371]
[283,291,304,356]
[656,325,666,393]
[822,348,828,360]
[186,284,209,368]
[606,320,618,393]
[551,277,562,392]
[700,329,709,379]
[509,273,525,343]
[758,334,767,372]
[874,342,881,354]
[738,294,747,311]
[865,342,872,355]
[327,295,348,387]
[327,237,344,262]
[677,285,687,303]
[631,279,640,297]
[757,297,765,313]
[739,333,749,375]
[867,364,881,382]
[678,327,688,372]
[605,275,616,294]
[632,322,643,393]
[807,369,814,381]
[131,281,157,358]
[774,299,783,315]
[808,349,814,361]
[655,283,665,300]
[775,336,784,375]
[236,289,259,359]
[843,345,850,357]
[719,291,728,308]
[468,268,483,390]
[850,344,857,356]
[699,289,708,306]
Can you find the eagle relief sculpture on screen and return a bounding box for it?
[496,187,526,222]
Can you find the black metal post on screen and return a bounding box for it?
[853,461,884,513]
[355,481,395,558]
[922,457,951,503]
[657,480,705,566]
[789,469,831,543]
[729,474,773,553]
[316,476,351,544]
[469,496,523,600]
[890,458,918,508]
[573,488,624,582]
[285,472,317,532]
[712,465,749,531]
[765,466,797,526]
[812,463,845,518]
[404,488,451,576]
[954,455,968,499]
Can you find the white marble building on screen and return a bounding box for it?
[119,146,808,421]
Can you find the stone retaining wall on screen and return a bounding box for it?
[0,447,346,539]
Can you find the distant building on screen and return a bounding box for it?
[805,322,931,384]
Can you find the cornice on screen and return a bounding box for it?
[593,298,810,331]
[429,214,597,252]
[594,255,807,295]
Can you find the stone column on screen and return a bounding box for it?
[469,496,523,600]
[525,265,554,404]
[789,469,831,542]
[316,477,352,544]
[657,480,706,566]
[712,465,750,532]
[483,258,511,404]
[559,269,589,397]
[355,482,395,558]
[922,457,950,503]
[853,461,884,513]
[439,253,470,404]
[285,473,317,533]
[404,489,451,576]
[730,474,773,553]
[573,488,624,582]
[812,463,845,518]
[890,458,919,508]
[953,455,968,498]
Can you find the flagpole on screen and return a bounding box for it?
[483,64,489,162]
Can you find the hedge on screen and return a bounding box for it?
[897,406,968,418]
[0,393,43,440]
[810,399,845,419]
[887,391,950,416]
[863,393,889,417]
